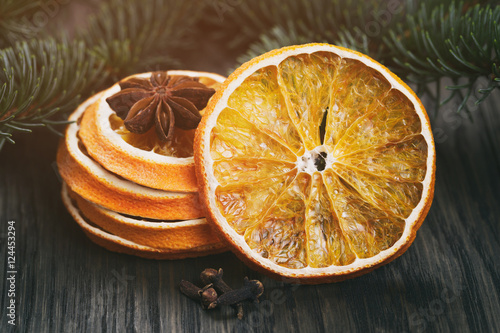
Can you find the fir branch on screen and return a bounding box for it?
[81,0,207,83]
[236,24,319,66]
[385,1,500,106]
[229,0,420,65]
[0,38,106,150]
[232,0,499,109]
[0,0,209,152]
[0,0,43,48]
[204,0,357,50]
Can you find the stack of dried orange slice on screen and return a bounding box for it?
[58,70,227,259]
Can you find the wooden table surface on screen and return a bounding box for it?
[1,42,500,332]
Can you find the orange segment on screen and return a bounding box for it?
[324,58,392,148]
[244,173,310,269]
[323,169,406,258]
[213,158,296,187]
[210,108,297,161]
[195,43,436,284]
[338,135,428,183]
[331,89,422,158]
[215,171,297,234]
[332,166,423,218]
[227,66,303,154]
[277,52,339,150]
[305,173,356,268]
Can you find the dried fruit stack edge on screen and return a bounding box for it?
[57,70,227,259]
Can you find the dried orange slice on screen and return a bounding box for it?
[57,94,204,220]
[79,71,225,192]
[70,185,225,251]
[195,44,436,283]
[62,185,225,259]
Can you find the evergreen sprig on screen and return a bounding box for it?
[225,0,424,67]
[0,0,206,151]
[0,0,43,48]
[81,0,207,84]
[204,0,369,51]
[384,2,500,108]
[0,38,105,150]
[229,0,499,110]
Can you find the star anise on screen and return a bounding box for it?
[105,72,216,141]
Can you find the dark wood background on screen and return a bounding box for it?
[1,4,500,333]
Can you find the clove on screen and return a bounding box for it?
[208,277,264,310]
[179,280,218,309]
[201,268,244,319]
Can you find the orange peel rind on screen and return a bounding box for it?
[69,186,224,251]
[62,184,226,259]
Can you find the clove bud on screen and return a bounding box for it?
[208,277,264,309]
[201,268,244,319]
[179,280,218,309]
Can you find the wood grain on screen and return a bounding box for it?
[1,46,499,333]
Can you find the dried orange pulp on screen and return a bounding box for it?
[195,43,436,283]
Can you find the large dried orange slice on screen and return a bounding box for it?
[62,185,225,259]
[79,71,225,192]
[57,94,204,220]
[195,44,436,283]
